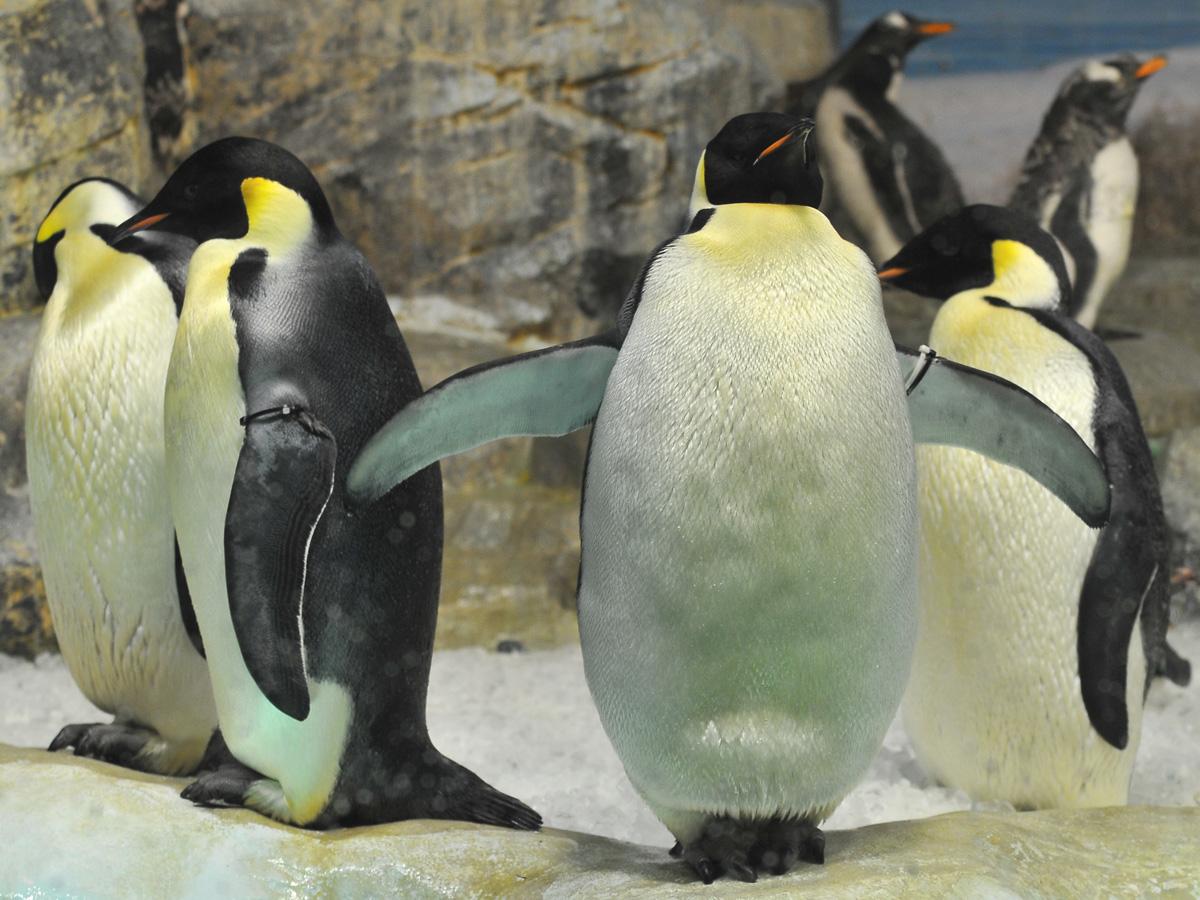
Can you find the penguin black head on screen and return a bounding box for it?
[878,205,1072,311]
[110,137,337,245]
[31,177,146,300]
[839,11,954,91]
[1050,53,1167,130]
[692,113,822,209]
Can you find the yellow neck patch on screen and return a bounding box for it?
[988,239,1061,310]
[240,177,313,255]
[688,151,709,217]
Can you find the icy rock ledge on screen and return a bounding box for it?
[1,743,1197,898]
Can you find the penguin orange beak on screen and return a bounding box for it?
[916,22,954,36]
[754,121,816,167]
[878,267,909,281]
[1135,55,1167,80]
[108,212,170,245]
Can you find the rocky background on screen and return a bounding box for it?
[0,0,837,656]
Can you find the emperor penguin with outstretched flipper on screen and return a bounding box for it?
[27,178,215,776]
[107,137,540,831]
[346,114,1111,882]
[1010,54,1167,329]
[880,205,1191,809]
[801,11,963,264]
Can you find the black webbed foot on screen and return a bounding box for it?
[749,818,825,873]
[181,760,263,809]
[680,817,759,884]
[49,722,151,770]
[676,815,826,882]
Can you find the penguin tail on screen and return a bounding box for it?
[428,755,543,831]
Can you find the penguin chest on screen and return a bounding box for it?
[907,301,1137,804]
[166,241,351,823]
[578,221,918,816]
[1081,138,1138,314]
[25,246,209,729]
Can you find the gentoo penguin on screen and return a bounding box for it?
[880,205,1191,808]
[108,138,539,831]
[347,115,1109,881]
[801,10,963,263]
[1010,54,1167,329]
[27,178,215,775]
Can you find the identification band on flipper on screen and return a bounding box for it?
[240,405,300,426]
[905,345,938,395]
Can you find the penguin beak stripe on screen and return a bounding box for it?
[916,22,954,36]
[878,267,908,281]
[754,132,797,166]
[1135,56,1167,79]
[123,212,170,234]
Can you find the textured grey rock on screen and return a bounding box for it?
[2,743,1198,897]
[177,0,833,332]
[0,0,153,313]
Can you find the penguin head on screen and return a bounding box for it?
[1052,53,1167,129]
[878,205,1071,311]
[691,113,822,210]
[841,11,954,90]
[110,137,336,245]
[32,178,140,300]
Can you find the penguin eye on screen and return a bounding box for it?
[183,184,200,201]
[931,233,960,257]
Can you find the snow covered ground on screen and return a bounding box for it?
[2,617,1196,848]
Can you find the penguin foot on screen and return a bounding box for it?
[181,761,264,810]
[678,816,826,882]
[680,817,759,884]
[749,819,825,873]
[50,722,152,772]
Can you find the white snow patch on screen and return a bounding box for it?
[2,618,1197,847]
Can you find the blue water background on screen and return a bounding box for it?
[840,0,1200,76]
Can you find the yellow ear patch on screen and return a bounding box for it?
[36,206,67,243]
[239,177,313,254]
[989,239,1060,310]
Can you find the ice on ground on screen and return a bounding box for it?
[2,619,1197,848]
[901,45,1200,204]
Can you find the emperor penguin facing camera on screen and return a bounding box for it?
[347,115,1111,881]
[28,178,216,775]
[881,205,1191,809]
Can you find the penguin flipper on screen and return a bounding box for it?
[348,330,621,506]
[896,345,1111,527]
[225,405,337,722]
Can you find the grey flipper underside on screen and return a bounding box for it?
[348,330,621,507]
[225,405,337,722]
[895,344,1111,528]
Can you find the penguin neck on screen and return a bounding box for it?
[239,177,317,257]
[44,230,149,329]
[961,240,1063,312]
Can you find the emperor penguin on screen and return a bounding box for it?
[1009,54,1167,329]
[345,115,1111,881]
[880,205,1191,809]
[108,137,540,831]
[27,178,216,775]
[801,10,963,264]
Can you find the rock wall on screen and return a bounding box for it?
[2,0,835,324]
[0,0,836,656]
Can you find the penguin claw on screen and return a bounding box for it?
[693,857,717,885]
[48,722,97,753]
[668,841,683,858]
